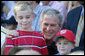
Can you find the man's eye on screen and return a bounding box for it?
[51,24,56,26]
[44,23,48,26]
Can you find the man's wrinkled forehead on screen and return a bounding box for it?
[44,12,59,18]
[43,14,59,23]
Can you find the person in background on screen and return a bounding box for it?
[1,2,6,21]
[30,1,50,31]
[71,1,82,10]
[3,16,17,30]
[1,16,17,48]
[63,1,84,52]
[53,29,75,55]
[2,2,48,55]
[2,1,15,20]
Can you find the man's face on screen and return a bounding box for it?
[56,38,74,55]
[41,15,60,40]
[15,10,34,31]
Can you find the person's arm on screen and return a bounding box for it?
[1,26,19,36]
[1,35,15,55]
[1,40,6,55]
[1,35,12,55]
[40,37,49,55]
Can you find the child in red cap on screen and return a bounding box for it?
[53,29,75,55]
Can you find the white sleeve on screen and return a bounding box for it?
[1,32,6,48]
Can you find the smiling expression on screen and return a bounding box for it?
[41,15,60,40]
[15,10,34,31]
[56,38,74,55]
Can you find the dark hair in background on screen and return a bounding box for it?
[1,2,5,24]
[78,1,84,6]
[35,1,40,4]
[2,16,18,25]
[1,2,4,12]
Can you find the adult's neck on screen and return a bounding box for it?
[46,39,53,46]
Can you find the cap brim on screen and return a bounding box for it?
[53,35,64,42]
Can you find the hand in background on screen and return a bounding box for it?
[8,30,19,36]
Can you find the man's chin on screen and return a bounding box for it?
[44,35,53,40]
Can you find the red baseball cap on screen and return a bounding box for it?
[53,29,75,44]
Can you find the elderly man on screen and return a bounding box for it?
[40,8,63,54]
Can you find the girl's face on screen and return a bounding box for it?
[15,10,34,31]
[56,38,74,55]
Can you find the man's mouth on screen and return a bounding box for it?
[45,32,52,36]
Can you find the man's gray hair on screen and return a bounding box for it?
[40,8,63,26]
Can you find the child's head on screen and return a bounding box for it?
[54,29,75,55]
[3,16,17,30]
[7,47,41,55]
[14,1,34,31]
